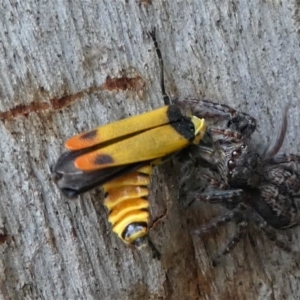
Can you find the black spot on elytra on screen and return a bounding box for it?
[81,129,97,140]
[94,154,114,165]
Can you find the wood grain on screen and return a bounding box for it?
[1,1,300,299]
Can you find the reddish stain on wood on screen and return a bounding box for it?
[0,102,50,120]
[0,75,145,121]
[50,93,84,110]
[139,0,152,5]
[0,233,14,245]
[102,76,145,93]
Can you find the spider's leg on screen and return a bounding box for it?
[209,128,242,143]
[213,218,249,265]
[253,214,293,252]
[187,173,244,207]
[203,174,229,189]
[192,188,244,204]
[175,99,256,138]
[269,154,300,165]
[264,103,290,159]
[193,203,246,234]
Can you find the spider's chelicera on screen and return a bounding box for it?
[177,99,300,262]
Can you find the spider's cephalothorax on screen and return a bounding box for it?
[177,99,300,262]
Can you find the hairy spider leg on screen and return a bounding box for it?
[193,188,244,204]
[252,212,293,253]
[268,153,300,165]
[193,203,246,234]
[175,99,256,139]
[213,217,249,265]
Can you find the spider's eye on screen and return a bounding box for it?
[228,159,235,170]
[241,144,246,149]
[232,148,241,158]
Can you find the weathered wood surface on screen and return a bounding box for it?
[1,1,300,299]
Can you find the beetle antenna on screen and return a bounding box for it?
[149,28,171,105]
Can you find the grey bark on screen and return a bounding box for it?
[0,0,300,299]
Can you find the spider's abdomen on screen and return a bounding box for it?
[250,185,294,228]
[251,165,300,229]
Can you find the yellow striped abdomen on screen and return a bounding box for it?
[102,165,152,247]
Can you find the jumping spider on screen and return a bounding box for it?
[149,29,300,261]
[177,99,300,262]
